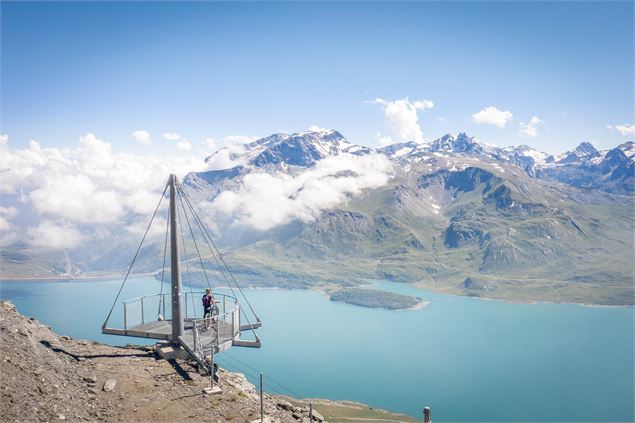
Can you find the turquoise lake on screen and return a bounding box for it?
[1,277,633,422]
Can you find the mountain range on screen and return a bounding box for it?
[190,129,634,195]
[181,129,634,305]
[2,129,633,305]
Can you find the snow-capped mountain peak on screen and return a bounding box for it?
[426,133,501,157]
[377,141,420,157]
[575,141,599,156]
[616,141,635,161]
[195,129,633,196]
[556,142,600,164]
[204,129,371,171]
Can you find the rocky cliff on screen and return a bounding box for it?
[0,301,323,423]
[0,302,416,423]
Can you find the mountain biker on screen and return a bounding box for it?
[202,288,216,318]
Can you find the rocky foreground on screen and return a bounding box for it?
[0,301,417,423]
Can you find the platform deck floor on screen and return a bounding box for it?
[128,319,234,354]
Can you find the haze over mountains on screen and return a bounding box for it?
[2,129,633,305]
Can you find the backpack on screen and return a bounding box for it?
[202,294,212,308]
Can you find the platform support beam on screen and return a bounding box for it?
[260,372,264,423]
[169,174,184,342]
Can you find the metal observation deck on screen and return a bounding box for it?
[102,291,261,356]
[101,174,261,371]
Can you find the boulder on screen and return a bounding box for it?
[102,379,116,392]
[276,400,294,411]
[83,376,97,384]
[311,410,324,422]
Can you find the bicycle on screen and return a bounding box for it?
[203,301,219,330]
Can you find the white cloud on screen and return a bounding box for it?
[176,140,192,151]
[371,97,434,143]
[30,174,124,223]
[0,134,8,148]
[77,133,115,169]
[376,133,394,147]
[223,135,259,145]
[201,137,217,153]
[0,207,18,233]
[607,124,635,136]
[472,106,513,128]
[161,131,195,150]
[163,132,181,141]
[209,153,393,231]
[1,133,209,247]
[0,207,18,219]
[519,116,543,138]
[0,233,18,247]
[205,144,247,170]
[132,130,151,144]
[123,190,163,216]
[0,217,11,232]
[126,216,168,238]
[27,220,83,250]
[307,125,329,132]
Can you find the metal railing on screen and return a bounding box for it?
[183,291,236,321]
[121,291,237,330]
[104,289,260,364]
[122,293,170,329]
[191,308,237,357]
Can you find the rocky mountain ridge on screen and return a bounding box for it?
[178,129,633,305]
[190,130,634,196]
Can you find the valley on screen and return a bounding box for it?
[2,129,633,305]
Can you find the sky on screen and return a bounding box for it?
[1,1,634,155]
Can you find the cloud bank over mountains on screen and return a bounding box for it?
[0,131,395,248]
[1,133,209,249]
[208,153,393,231]
[2,119,633,252]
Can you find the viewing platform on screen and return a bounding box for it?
[102,291,261,362]
[101,174,262,380]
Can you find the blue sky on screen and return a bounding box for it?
[1,1,633,154]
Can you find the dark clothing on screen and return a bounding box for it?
[202,294,214,308]
[203,293,217,318]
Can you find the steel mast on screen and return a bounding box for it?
[169,174,184,341]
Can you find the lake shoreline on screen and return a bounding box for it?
[1,274,632,308]
[1,276,633,421]
[0,272,155,282]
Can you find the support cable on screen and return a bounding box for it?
[176,189,197,318]
[175,185,243,302]
[221,351,304,399]
[177,183,259,321]
[176,187,213,290]
[103,182,168,327]
[181,184,258,318]
[215,354,301,399]
[176,183,260,340]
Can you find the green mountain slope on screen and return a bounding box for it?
[228,161,634,305]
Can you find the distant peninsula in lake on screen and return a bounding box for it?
[329,288,424,310]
